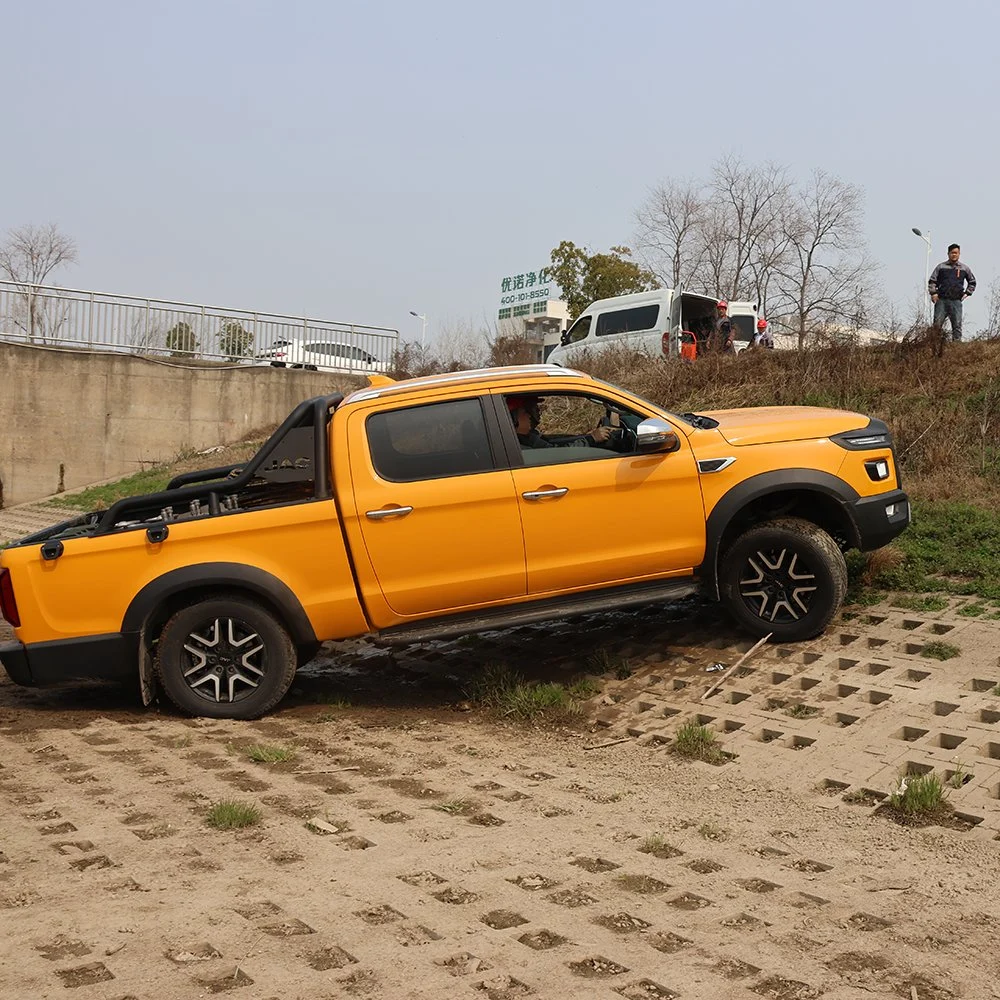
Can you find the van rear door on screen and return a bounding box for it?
[668,291,683,356]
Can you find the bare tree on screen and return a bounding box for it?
[0,223,78,342]
[710,156,792,300]
[775,171,874,347]
[633,179,706,288]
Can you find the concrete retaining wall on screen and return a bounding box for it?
[0,343,357,507]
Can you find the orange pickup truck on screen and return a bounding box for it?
[0,365,909,719]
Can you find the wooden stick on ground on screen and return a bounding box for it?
[583,737,631,751]
[700,633,773,702]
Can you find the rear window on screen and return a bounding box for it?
[366,398,494,481]
[730,316,755,343]
[595,304,659,338]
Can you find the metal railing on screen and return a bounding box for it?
[0,280,399,373]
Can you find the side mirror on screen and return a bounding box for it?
[635,417,680,453]
[559,332,570,346]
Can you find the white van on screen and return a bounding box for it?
[546,288,757,364]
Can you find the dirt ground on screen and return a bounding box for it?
[2,597,999,1000]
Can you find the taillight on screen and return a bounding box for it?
[0,568,20,628]
[661,332,670,356]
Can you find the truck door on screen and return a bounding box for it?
[346,396,526,620]
[502,390,706,595]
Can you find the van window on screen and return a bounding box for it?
[366,398,494,481]
[565,315,592,344]
[595,305,659,338]
[730,316,754,344]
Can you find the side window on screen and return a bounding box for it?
[565,315,592,344]
[366,398,494,481]
[595,304,660,337]
[505,392,646,468]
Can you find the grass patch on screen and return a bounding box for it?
[698,822,729,841]
[891,594,949,613]
[587,649,632,679]
[466,663,577,722]
[245,744,296,764]
[784,704,819,719]
[947,764,971,789]
[993,684,1000,696]
[670,721,726,765]
[957,601,988,617]
[639,834,682,859]
[50,467,173,510]
[205,799,262,830]
[884,773,951,826]
[864,501,1000,600]
[921,641,960,661]
[567,676,600,699]
[433,799,477,815]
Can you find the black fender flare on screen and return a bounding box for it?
[698,470,860,599]
[121,563,319,650]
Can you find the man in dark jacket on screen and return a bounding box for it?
[929,243,976,341]
[507,396,612,449]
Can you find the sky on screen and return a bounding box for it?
[2,0,998,341]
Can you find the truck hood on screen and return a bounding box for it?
[701,406,869,447]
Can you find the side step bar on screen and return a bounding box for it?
[376,578,700,647]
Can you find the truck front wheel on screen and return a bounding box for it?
[153,596,297,719]
[719,517,847,642]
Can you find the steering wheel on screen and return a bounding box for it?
[598,411,637,453]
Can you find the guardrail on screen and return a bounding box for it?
[0,280,399,372]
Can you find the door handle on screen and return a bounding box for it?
[521,487,568,501]
[365,505,413,520]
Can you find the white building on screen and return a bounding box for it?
[496,265,570,362]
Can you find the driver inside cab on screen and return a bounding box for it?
[506,395,615,449]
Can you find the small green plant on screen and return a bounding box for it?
[205,799,262,830]
[992,684,1000,696]
[671,722,726,765]
[567,677,600,699]
[639,834,682,859]
[698,822,729,841]
[887,773,949,823]
[921,641,961,661]
[586,648,632,679]
[784,704,818,719]
[466,663,574,721]
[957,602,988,617]
[843,788,877,805]
[245,744,296,764]
[433,799,476,815]
[891,594,949,613]
[947,764,971,789]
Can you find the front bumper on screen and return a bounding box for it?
[850,489,911,551]
[0,633,137,687]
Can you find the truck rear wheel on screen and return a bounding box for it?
[719,517,847,642]
[153,596,297,719]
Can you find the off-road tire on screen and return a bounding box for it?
[719,517,848,643]
[153,595,297,719]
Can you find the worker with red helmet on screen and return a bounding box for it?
[751,317,774,349]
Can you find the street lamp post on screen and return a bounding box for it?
[409,311,427,350]
[911,228,932,325]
